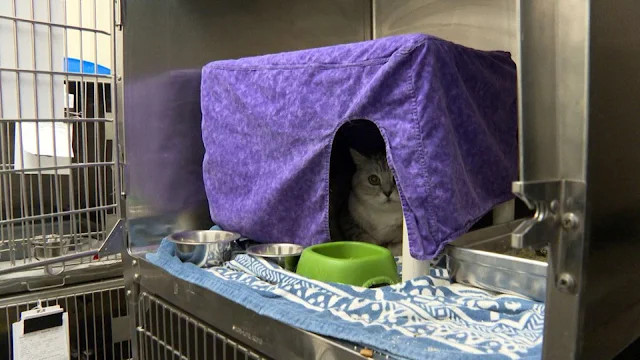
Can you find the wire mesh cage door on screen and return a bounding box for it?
[135,292,265,360]
[0,0,124,294]
[0,278,131,360]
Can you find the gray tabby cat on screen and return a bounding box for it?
[339,149,403,256]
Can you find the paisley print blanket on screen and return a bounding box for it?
[147,239,543,360]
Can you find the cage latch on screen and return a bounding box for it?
[511,179,586,294]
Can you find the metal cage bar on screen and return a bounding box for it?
[135,292,265,360]
[0,278,131,359]
[0,0,121,293]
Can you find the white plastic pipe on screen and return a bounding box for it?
[493,199,515,225]
[401,214,429,282]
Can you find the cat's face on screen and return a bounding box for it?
[349,149,401,207]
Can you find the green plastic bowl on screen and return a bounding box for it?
[295,241,400,288]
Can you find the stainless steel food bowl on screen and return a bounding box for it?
[167,230,241,267]
[32,234,69,259]
[32,234,70,275]
[246,243,304,271]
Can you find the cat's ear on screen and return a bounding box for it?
[349,148,367,167]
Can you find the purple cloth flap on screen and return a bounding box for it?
[126,70,208,214]
[201,34,517,260]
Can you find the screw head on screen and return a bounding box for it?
[125,290,132,297]
[557,273,576,293]
[549,200,559,213]
[561,213,579,229]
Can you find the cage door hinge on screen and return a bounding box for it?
[115,0,125,30]
[511,179,586,294]
[119,162,128,198]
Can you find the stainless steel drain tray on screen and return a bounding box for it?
[446,220,548,302]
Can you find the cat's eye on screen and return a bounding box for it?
[368,175,381,186]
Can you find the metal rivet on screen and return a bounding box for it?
[132,259,137,266]
[549,200,559,213]
[126,290,132,297]
[561,213,579,229]
[133,273,140,281]
[557,273,575,293]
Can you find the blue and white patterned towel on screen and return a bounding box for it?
[147,240,543,360]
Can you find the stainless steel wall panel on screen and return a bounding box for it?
[373,0,519,62]
[582,0,640,357]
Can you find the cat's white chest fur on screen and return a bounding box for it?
[349,195,403,244]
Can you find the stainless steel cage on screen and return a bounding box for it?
[126,256,386,360]
[136,292,265,360]
[118,0,640,359]
[0,0,123,294]
[0,278,130,360]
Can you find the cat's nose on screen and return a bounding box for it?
[383,190,392,197]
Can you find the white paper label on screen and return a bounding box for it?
[12,308,70,360]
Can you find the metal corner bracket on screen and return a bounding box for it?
[511,179,587,294]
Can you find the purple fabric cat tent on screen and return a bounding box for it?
[200,34,518,260]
